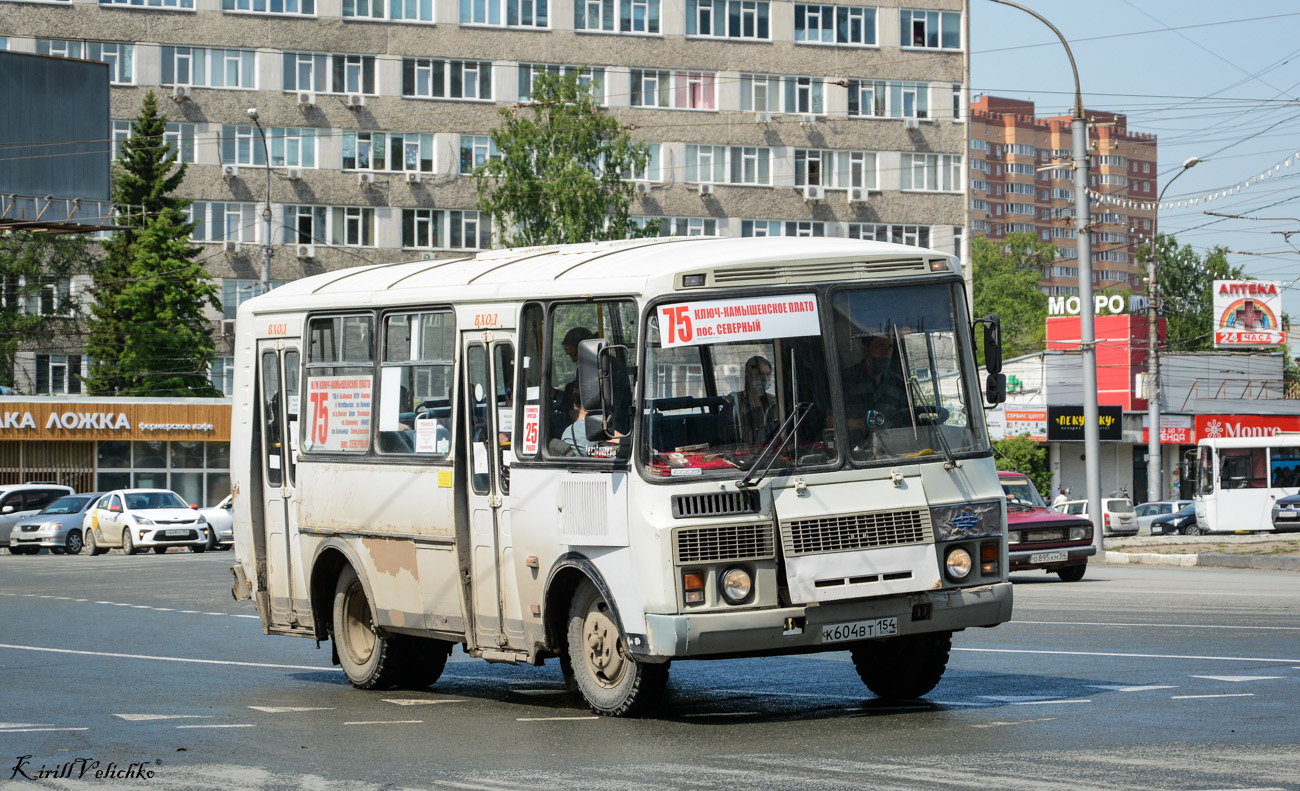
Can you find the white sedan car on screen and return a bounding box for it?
[198,496,234,550]
[83,489,212,555]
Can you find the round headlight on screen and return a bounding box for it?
[720,567,753,604]
[944,547,973,580]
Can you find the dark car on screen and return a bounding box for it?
[999,471,1096,582]
[1151,504,1198,536]
[1271,494,1300,532]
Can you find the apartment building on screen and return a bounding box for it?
[969,96,1158,298]
[0,0,967,394]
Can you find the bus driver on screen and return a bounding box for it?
[841,330,910,439]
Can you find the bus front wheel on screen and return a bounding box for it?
[850,631,952,700]
[566,580,667,717]
[332,565,403,690]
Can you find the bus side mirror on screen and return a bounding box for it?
[986,373,1007,405]
[980,315,1003,375]
[577,337,610,413]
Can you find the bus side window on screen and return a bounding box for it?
[516,303,544,460]
[378,310,454,457]
[546,300,638,458]
[493,342,515,494]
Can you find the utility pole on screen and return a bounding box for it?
[1146,156,1200,504]
[247,108,273,296]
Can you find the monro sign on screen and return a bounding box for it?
[1047,294,1149,316]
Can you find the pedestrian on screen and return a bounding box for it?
[1052,487,1068,506]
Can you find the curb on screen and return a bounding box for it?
[1101,551,1300,571]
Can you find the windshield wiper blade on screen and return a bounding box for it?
[738,403,811,489]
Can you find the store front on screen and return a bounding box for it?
[0,398,231,506]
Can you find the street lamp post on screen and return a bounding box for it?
[987,0,1104,558]
[1145,156,1200,504]
[246,108,273,296]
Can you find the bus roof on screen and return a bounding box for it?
[242,236,953,314]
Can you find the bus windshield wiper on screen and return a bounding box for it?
[737,403,811,489]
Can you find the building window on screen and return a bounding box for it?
[741,220,780,237]
[221,279,284,319]
[847,79,927,118]
[344,132,435,172]
[282,206,376,247]
[100,0,194,9]
[210,357,234,396]
[518,64,605,104]
[794,4,875,45]
[900,153,962,192]
[220,126,316,168]
[36,40,134,84]
[630,70,715,109]
[345,0,433,21]
[449,211,491,249]
[793,150,875,189]
[461,0,548,27]
[686,0,769,40]
[34,355,82,395]
[399,209,490,250]
[161,47,256,89]
[847,223,931,248]
[223,0,314,15]
[900,8,961,49]
[458,135,499,174]
[112,120,196,163]
[282,53,376,94]
[785,221,824,237]
[190,202,258,244]
[402,58,493,100]
[623,0,659,32]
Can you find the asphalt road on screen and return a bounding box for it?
[1,552,1298,791]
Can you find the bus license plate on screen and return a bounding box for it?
[821,617,898,644]
[1030,550,1068,564]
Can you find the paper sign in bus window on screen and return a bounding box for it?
[416,417,450,454]
[305,375,373,452]
[658,294,820,349]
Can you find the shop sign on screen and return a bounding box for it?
[1047,293,1149,316]
[1213,280,1286,348]
[1141,414,1194,444]
[1046,405,1122,441]
[1196,414,1300,440]
[985,406,1047,441]
[0,402,228,441]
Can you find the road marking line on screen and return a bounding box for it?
[955,647,1300,663]
[247,707,335,713]
[0,723,52,728]
[344,720,423,725]
[1089,685,1178,692]
[177,724,256,729]
[0,643,330,671]
[177,610,200,614]
[115,714,212,721]
[1171,693,1255,700]
[382,699,466,706]
[0,727,90,733]
[516,716,599,722]
[971,717,1057,729]
[155,608,174,611]
[1015,620,1300,631]
[979,695,1061,702]
[1013,699,1091,706]
[131,605,151,608]
[1191,675,1284,682]
[233,614,260,619]
[930,701,990,707]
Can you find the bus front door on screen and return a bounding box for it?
[257,340,306,631]
[462,333,524,652]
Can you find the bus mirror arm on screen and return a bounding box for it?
[578,338,610,412]
[972,316,1003,375]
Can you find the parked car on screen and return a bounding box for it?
[1151,504,1199,536]
[1000,471,1096,582]
[83,489,211,555]
[1135,500,1194,535]
[198,496,234,550]
[0,483,76,554]
[1271,493,1300,532]
[7,493,104,555]
[1053,498,1138,537]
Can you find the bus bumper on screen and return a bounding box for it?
[639,581,1012,660]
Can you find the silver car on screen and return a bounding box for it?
[7,493,104,555]
[198,496,234,550]
[0,484,76,553]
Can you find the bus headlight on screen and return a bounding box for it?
[944,547,973,581]
[720,567,752,604]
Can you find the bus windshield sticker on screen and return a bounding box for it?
[416,417,449,454]
[522,405,540,455]
[658,294,820,349]
[305,375,373,452]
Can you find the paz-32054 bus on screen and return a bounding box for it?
[230,236,1012,716]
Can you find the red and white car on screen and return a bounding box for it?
[999,471,1095,582]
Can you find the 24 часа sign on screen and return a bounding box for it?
[1213,280,1286,348]
[1047,405,1122,442]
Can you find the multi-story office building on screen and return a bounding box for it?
[969,96,1158,298]
[1,0,967,394]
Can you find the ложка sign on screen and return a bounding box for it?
[1046,405,1122,441]
[0,402,229,441]
[1213,280,1286,348]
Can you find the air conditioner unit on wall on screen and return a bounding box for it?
[698,183,715,196]
[222,164,239,179]
[903,117,920,130]
[802,184,824,202]
[405,172,421,184]
[221,319,236,337]
[419,251,437,260]
[635,181,652,195]
[357,172,375,185]
[799,114,817,126]
[346,93,366,108]
[297,91,316,107]
[222,240,241,252]
[285,167,303,180]
[296,244,316,259]
[847,186,868,204]
[754,112,774,124]
[171,85,192,101]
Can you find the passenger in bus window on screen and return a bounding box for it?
[841,331,909,437]
[553,326,594,436]
[720,356,777,445]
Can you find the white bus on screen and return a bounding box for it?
[229,236,1012,716]
[1194,435,1300,534]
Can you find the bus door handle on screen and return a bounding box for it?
[488,495,503,509]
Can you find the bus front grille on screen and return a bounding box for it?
[672,490,761,518]
[781,509,933,556]
[674,523,775,564]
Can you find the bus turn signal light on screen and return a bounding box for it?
[683,571,705,604]
[980,542,998,576]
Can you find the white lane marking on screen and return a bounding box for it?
[1191,675,1284,682]
[233,614,260,619]
[955,647,1300,663]
[930,701,990,707]
[1014,619,1300,632]
[681,711,758,718]
[344,720,423,725]
[1089,685,1179,692]
[177,724,256,729]
[115,714,212,722]
[0,727,90,733]
[0,643,329,671]
[516,716,599,722]
[154,607,173,611]
[131,605,151,608]
[382,699,466,706]
[0,723,51,728]
[177,610,200,614]
[1171,693,1255,700]
[1013,699,1092,706]
[971,717,1057,729]
[247,706,335,713]
[979,695,1061,703]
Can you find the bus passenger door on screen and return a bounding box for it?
[258,340,305,630]
[462,333,524,651]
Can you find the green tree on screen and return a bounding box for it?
[1140,233,1247,352]
[83,90,220,396]
[475,70,659,246]
[971,233,1052,358]
[0,233,96,390]
[993,434,1051,496]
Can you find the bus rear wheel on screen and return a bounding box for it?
[566,580,667,717]
[397,637,453,689]
[850,631,952,700]
[332,566,403,690]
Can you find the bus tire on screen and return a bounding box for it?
[396,637,453,689]
[1055,562,1086,582]
[850,631,952,700]
[332,565,402,690]
[566,579,667,717]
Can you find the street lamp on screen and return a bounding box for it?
[1145,155,1200,504]
[986,0,1104,558]
[246,108,273,296]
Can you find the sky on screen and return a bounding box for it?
[970,0,1300,320]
